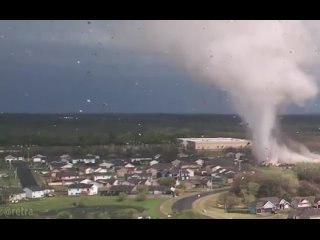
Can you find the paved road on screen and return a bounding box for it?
[172,189,227,212]
[13,162,38,188]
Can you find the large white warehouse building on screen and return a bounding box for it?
[177,137,251,151]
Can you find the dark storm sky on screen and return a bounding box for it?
[0,20,318,114]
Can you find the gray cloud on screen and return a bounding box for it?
[0,20,319,114]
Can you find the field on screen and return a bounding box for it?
[0,196,167,219]
[0,113,318,145]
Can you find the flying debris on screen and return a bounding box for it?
[103,102,108,107]
[77,60,81,64]
[86,99,91,103]
[79,110,83,113]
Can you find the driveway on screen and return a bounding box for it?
[172,189,227,212]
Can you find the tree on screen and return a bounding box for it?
[217,192,241,209]
[240,189,256,205]
[117,192,127,202]
[298,180,320,196]
[157,177,176,187]
[247,182,260,196]
[136,192,147,201]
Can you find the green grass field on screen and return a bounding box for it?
[0,196,167,219]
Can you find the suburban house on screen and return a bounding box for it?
[23,186,51,198]
[32,154,47,163]
[55,170,80,181]
[96,179,118,189]
[144,179,159,186]
[124,163,135,169]
[60,154,72,163]
[249,199,277,214]
[249,197,290,214]
[171,159,182,168]
[291,198,312,209]
[279,199,291,210]
[146,163,172,177]
[60,163,73,169]
[177,169,190,180]
[186,169,195,177]
[116,167,130,177]
[83,154,99,164]
[4,155,24,162]
[99,162,114,169]
[288,208,320,219]
[195,159,204,166]
[150,160,159,166]
[125,172,152,181]
[0,187,26,202]
[93,172,115,181]
[68,183,98,196]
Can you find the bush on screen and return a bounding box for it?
[135,192,147,201]
[117,192,127,202]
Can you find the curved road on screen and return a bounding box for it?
[172,189,228,212]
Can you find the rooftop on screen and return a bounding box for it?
[177,138,250,143]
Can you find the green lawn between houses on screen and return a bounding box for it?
[0,196,167,219]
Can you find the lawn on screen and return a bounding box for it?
[32,171,46,186]
[0,196,167,219]
[193,192,288,219]
[0,162,20,187]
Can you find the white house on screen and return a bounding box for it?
[186,169,195,177]
[68,183,98,196]
[23,186,47,198]
[94,168,108,173]
[60,163,73,169]
[93,173,114,181]
[60,154,72,163]
[4,155,17,162]
[32,154,46,163]
[150,160,159,166]
[80,179,100,188]
[99,162,114,169]
[0,188,26,202]
[195,159,204,166]
[125,163,135,169]
[83,154,99,164]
